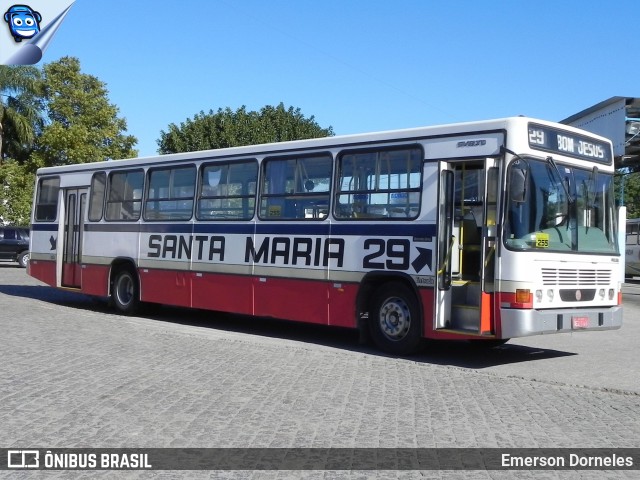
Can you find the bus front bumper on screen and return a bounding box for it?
[499,306,623,339]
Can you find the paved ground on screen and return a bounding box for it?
[419,282,640,395]
[0,263,638,479]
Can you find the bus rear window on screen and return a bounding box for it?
[35,177,60,222]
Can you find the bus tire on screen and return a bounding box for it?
[369,282,422,355]
[112,268,139,315]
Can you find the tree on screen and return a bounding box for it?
[0,58,138,224]
[0,161,34,225]
[0,66,41,225]
[0,65,42,164]
[34,56,137,167]
[158,103,334,154]
[618,171,640,218]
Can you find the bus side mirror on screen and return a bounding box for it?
[509,168,527,203]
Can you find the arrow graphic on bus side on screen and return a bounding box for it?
[412,247,432,273]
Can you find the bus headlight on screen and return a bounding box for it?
[547,289,554,301]
[536,290,543,302]
[599,289,605,299]
[609,289,615,300]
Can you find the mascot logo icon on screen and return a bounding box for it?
[4,4,41,42]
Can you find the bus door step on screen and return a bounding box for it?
[450,304,480,331]
[451,280,480,307]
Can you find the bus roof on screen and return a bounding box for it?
[36,116,613,175]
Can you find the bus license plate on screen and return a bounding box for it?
[572,316,589,329]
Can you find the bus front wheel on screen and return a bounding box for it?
[369,282,422,355]
[112,268,139,315]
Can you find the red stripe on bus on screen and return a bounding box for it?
[139,268,360,328]
[28,260,56,287]
[81,264,111,297]
[497,291,533,309]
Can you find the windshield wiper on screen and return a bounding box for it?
[546,156,574,204]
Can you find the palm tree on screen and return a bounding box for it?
[0,65,42,164]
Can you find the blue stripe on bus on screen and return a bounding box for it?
[31,224,59,232]
[76,222,437,237]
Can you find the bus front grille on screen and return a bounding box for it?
[541,268,612,286]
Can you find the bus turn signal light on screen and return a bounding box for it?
[509,289,533,309]
[516,289,531,304]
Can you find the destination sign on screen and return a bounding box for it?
[527,123,612,164]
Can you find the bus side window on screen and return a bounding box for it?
[34,177,60,222]
[335,147,422,220]
[88,172,106,221]
[106,170,144,221]
[627,223,639,245]
[144,166,195,221]
[197,160,257,220]
[259,154,332,220]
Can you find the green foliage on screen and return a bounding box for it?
[0,65,42,163]
[0,57,138,224]
[618,171,640,218]
[36,57,137,166]
[0,160,34,225]
[158,103,334,154]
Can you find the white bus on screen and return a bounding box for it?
[625,218,640,277]
[28,117,623,354]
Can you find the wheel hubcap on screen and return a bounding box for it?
[379,296,411,341]
[116,275,133,306]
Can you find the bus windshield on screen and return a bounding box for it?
[505,157,618,254]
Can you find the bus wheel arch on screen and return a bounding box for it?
[110,259,140,315]
[358,274,423,355]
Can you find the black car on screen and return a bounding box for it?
[0,227,30,268]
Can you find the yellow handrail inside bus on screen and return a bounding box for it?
[437,235,456,275]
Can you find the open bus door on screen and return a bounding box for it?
[61,188,87,288]
[479,159,499,336]
[435,159,499,336]
[435,163,454,330]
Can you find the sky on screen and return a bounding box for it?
[35,0,640,158]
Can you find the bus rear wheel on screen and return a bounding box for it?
[112,268,139,315]
[369,282,422,355]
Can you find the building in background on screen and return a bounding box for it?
[562,96,640,168]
